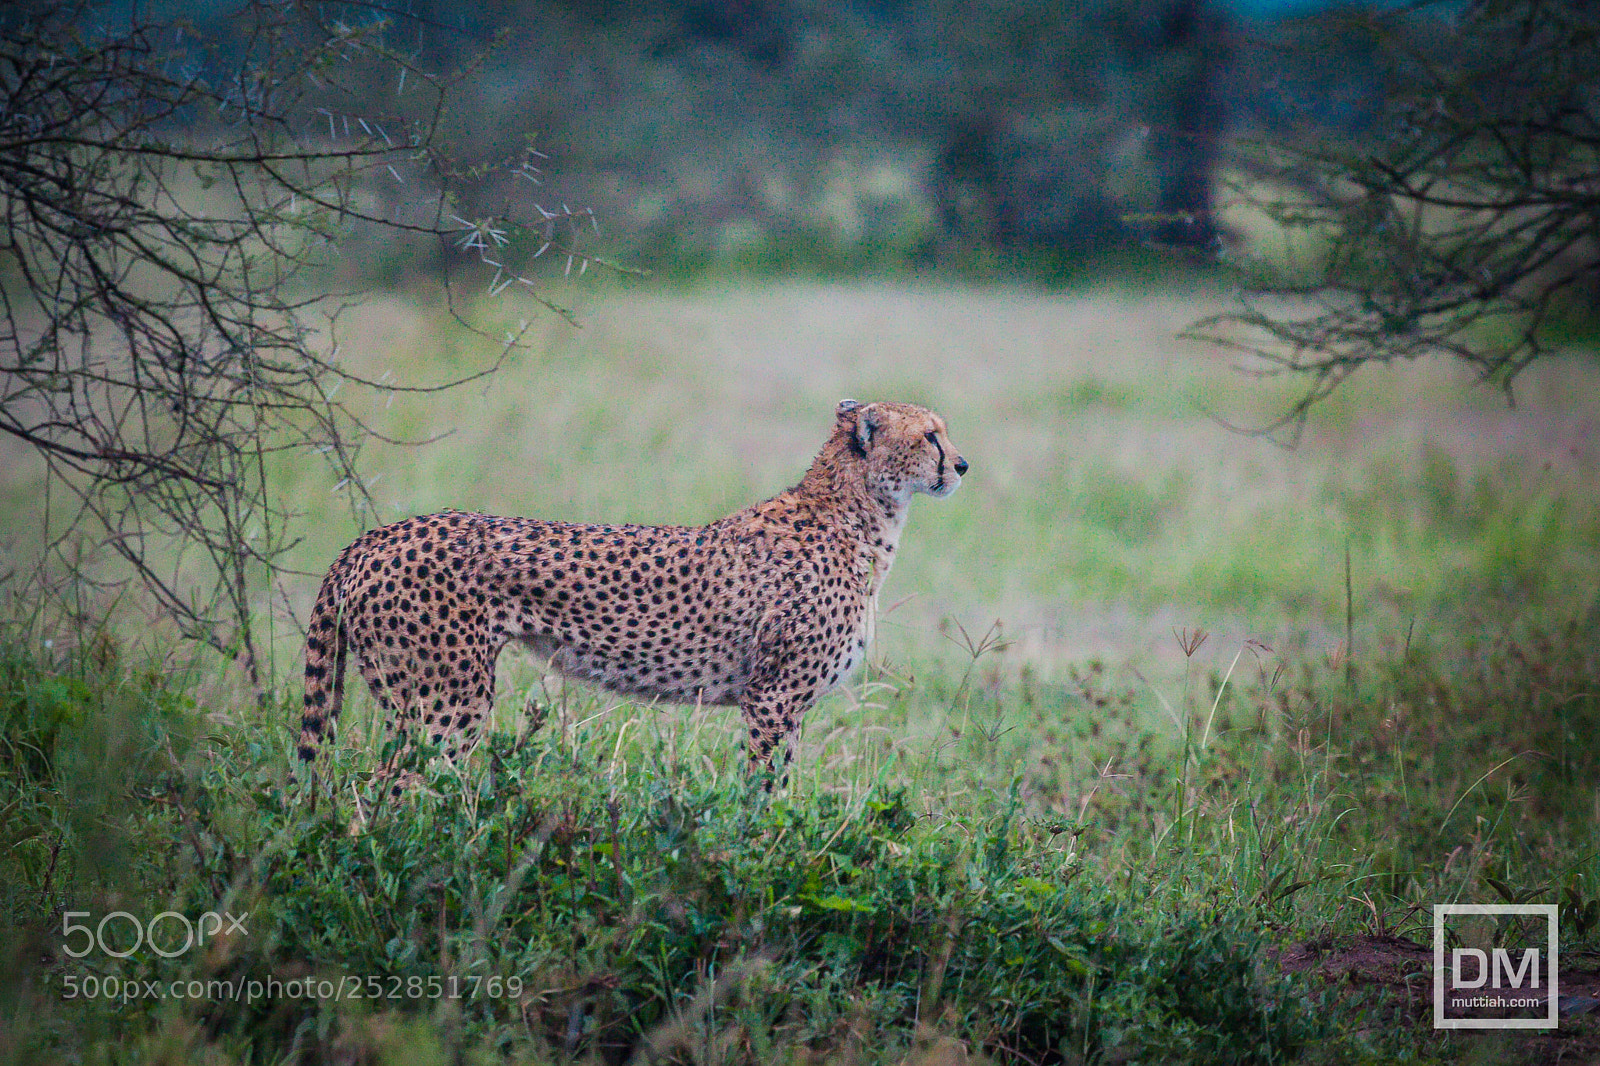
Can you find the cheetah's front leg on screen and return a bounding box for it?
[735,609,822,778]
[739,685,812,768]
[737,684,815,783]
[738,623,827,783]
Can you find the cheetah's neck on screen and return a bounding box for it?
[859,493,909,595]
[791,434,913,592]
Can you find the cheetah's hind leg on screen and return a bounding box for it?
[374,710,433,798]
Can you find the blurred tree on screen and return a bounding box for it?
[923,0,1235,258]
[0,0,594,686]
[65,1,1246,264]
[1139,0,1232,250]
[1197,0,1599,440]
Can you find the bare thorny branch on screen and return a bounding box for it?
[1189,0,1599,445]
[0,0,605,693]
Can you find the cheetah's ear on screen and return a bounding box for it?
[837,398,876,453]
[856,405,879,451]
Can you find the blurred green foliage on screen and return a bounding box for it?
[118,0,1264,275]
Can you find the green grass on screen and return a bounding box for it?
[2,611,1597,1063]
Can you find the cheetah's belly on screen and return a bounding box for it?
[547,643,752,705]
[519,625,758,707]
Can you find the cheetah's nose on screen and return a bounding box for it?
[954,456,969,476]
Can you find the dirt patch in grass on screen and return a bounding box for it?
[1274,934,1600,1064]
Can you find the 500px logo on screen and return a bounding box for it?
[61,910,249,960]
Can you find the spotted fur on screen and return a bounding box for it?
[298,400,967,775]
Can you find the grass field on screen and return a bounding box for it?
[3,278,1599,1063]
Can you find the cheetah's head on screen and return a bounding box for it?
[836,399,968,503]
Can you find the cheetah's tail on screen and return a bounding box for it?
[298,565,348,762]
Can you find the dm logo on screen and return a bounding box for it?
[1433,904,1558,1030]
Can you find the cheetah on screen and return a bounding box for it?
[297,399,967,778]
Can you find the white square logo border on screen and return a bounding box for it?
[1433,903,1558,1030]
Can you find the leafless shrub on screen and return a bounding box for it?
[1192,0,1599,443]
[0,0,602,691]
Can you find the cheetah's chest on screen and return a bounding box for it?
[822,592,875,691]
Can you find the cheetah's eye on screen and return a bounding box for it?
[924,431,938,444]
